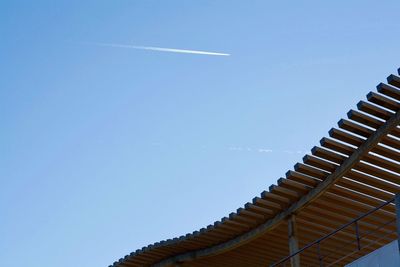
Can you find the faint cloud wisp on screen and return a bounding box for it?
[229,146,273,153]
[229,146,305,154]
[258,148,273,153]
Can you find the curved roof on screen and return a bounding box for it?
[110,69,400,267]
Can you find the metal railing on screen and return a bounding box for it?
[271,197,398,267]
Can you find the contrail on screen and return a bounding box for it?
[86,42,230,56]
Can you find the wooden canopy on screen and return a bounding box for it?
[110,69,400,267]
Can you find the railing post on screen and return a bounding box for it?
[395,193,400,257]
[316,241,323,267]
[354,221,361,251]
[288,214,300,267]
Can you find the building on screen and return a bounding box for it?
[110,69,400,267]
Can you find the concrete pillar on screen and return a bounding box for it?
[288,214,300,267]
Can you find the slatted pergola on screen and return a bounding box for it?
[110,69,400,267]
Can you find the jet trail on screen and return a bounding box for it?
[88,42,230,56]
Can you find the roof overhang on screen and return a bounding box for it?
[111,69,400,267]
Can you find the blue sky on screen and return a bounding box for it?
[1,1,400,266]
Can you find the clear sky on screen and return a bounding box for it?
[1,1,400,266]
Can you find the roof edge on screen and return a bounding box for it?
[151,107,400,267]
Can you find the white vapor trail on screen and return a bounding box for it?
[88,42,230,56]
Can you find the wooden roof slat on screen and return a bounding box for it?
[367,91,400,112]
[286,170,320,187]
[237,207,267,221]
[327,186,395,214]
[324,131,400,163]
[299,200,367,228]
[331,185,392,214]
[151,245,182,255]
[288,162,394,210]
[389,126,400,139]
[244,203,274,216]
[337,119,400,147]
[252,197,282,210]
[339,119,374,138]
[123,255,151,264]
[293,161,395,214]
[182,234,217,246]
[347,169,400,194]
[347,109,384,129]
[277,178,313,194]
[340,118,400,142]
[326,130,400,171]
[316,196,395,226]
[312,146,348,164]
[362,153,400,174]
[377,82,400,101]
[296,216,393,253]
[228,212,259,225]
[295,224,375,260]
[294,231,372,262]
[297,223,355,247]
[302,156,393,200]
[299,206,394,241]
[354,161,400,184]
[373,142,400,162]
[330,127,365,146]
[134,250,168,259]
[268,184,302,200]
[294,162,330,179]
[381,135,400,150]
[302,203,395,237]
[357,100,394,120]
[296,216,361,241]
[387,74,400,89]
[303,154,338,173]
[260,190,291,206]
[323,191,395,217]
[198,228,233,240]
[177,237,210,250]
[176,239,216,249]
[320,137,354,155]
[180,232,214,245]
[220,217,251,229]
[281,169,395,219]
[213,221,246,233]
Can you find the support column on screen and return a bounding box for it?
[288,214,300,267]
[395,193,400,256]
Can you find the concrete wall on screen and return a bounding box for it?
[345,240,399,267]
